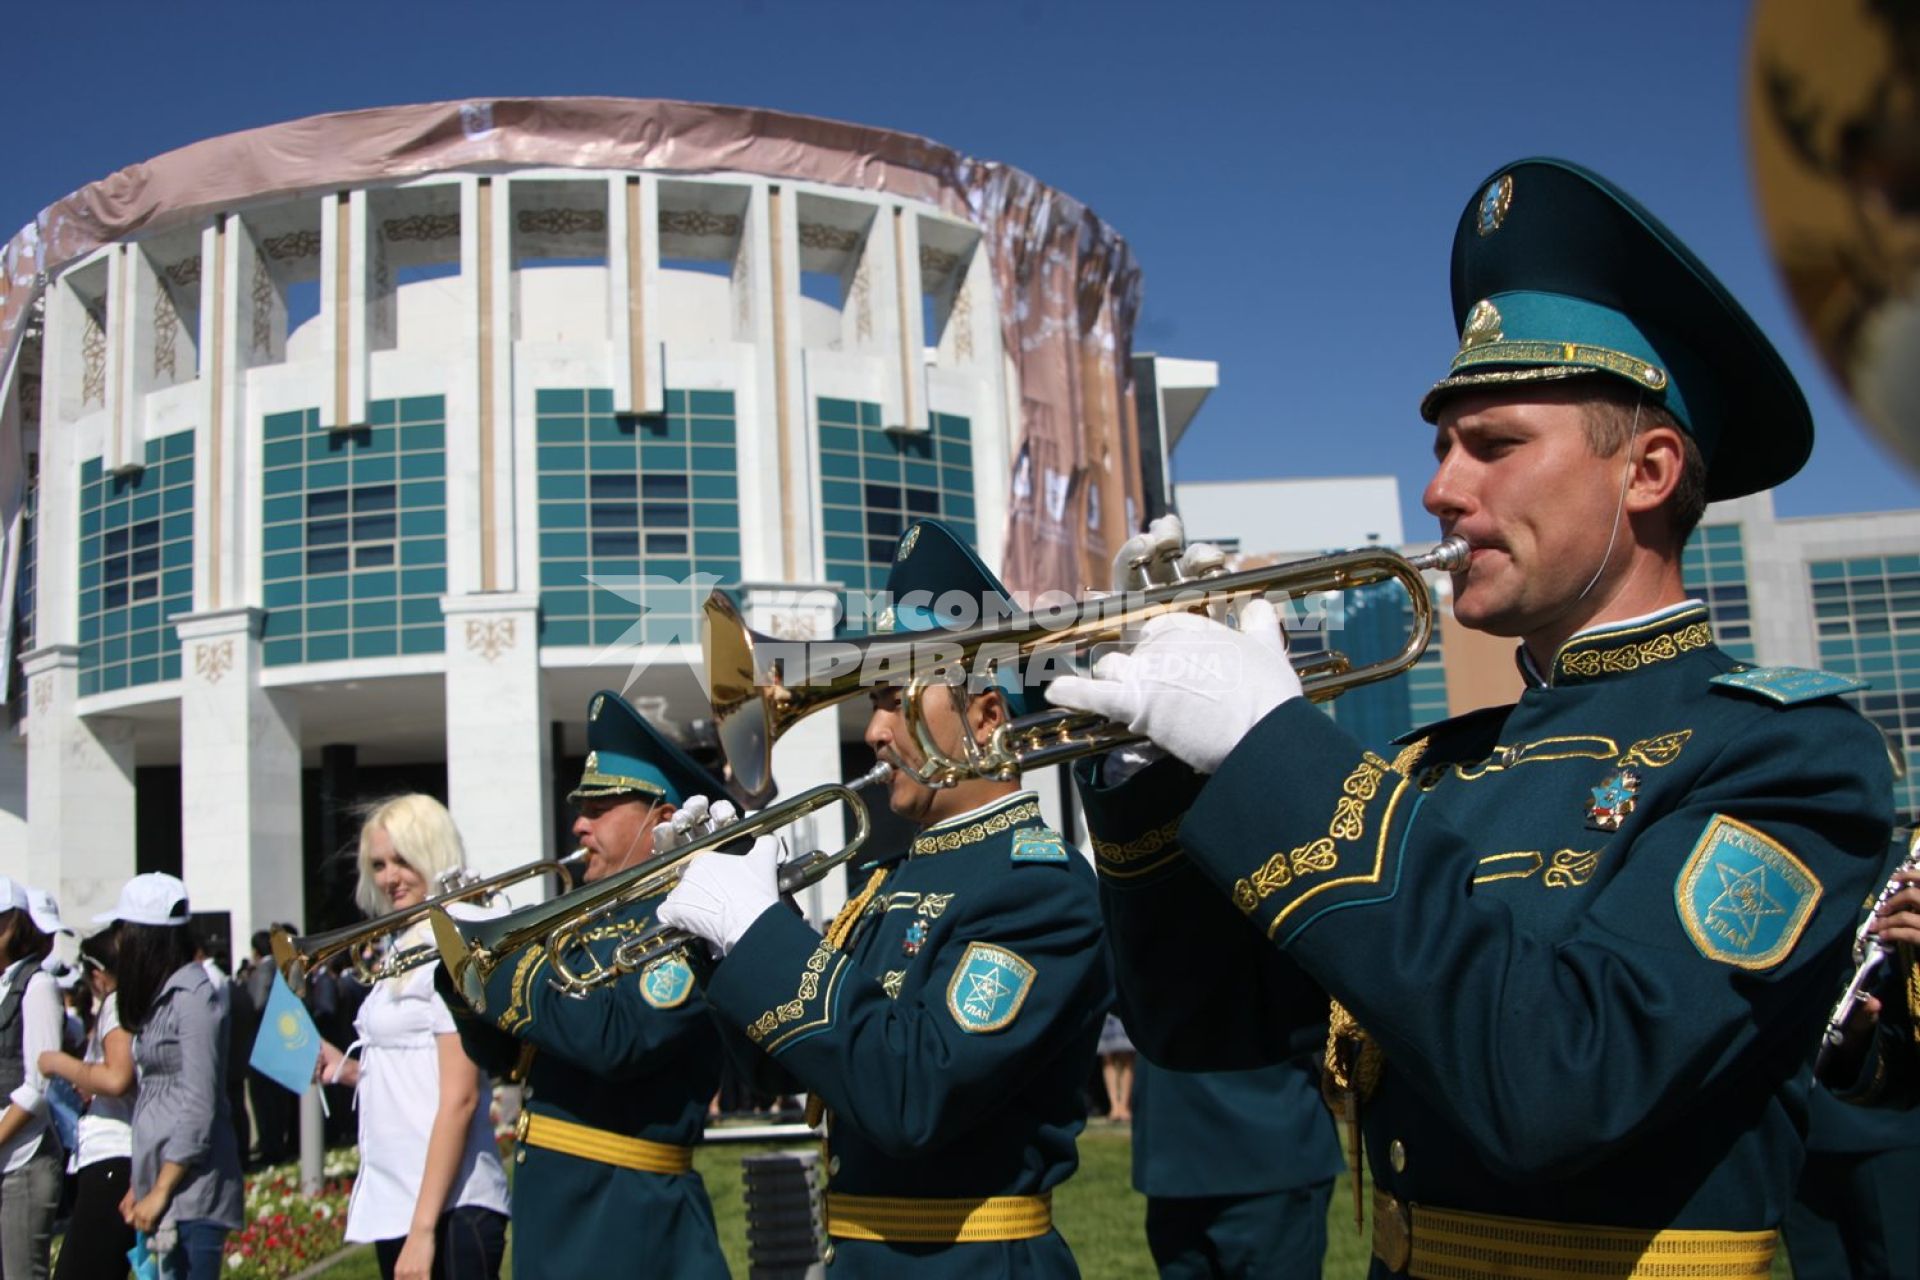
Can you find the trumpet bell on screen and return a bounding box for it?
[704,591,781,808]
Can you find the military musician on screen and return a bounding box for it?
[660,520,1113,1277]
[1051,159,1896,1278]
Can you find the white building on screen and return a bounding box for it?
[0,99,1168,947]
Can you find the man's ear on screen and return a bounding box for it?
[969,687,1009,743]
[1624,425,1685,514]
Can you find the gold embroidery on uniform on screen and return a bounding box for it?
[1234,756,1387,913]
[911,801,1043,856]
[1389,737,1430,775]
[1265,772,1416,941]
[881,970,905,999]
[499,944,549,1034]
[746,942,843,1046]
[1543,848,1603,888]
[916,893,956,919]
[1472,851,1543,884]
[1093,817,1183,875]
[1557,620,1711,681]
[1454,736,1618,781]
[1618,729,1692,769]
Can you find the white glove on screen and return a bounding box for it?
[658,835,783,958]
[652,795,739,854]
[1047,597,1301,774]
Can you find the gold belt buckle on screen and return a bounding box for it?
[1373,1191,1411,1273]
[514,1109,531,1143]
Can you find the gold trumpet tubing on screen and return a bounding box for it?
[704,540,1466,804]
[596,767,885,988]
[271,852,582,998]
[444,767,893,1010]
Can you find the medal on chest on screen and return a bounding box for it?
[902,919,928,958]
[1586,768,1641,832]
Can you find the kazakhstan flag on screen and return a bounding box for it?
[249,970,320,1095]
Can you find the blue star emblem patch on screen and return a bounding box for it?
[902,919,928,958]
[639,956,695,1009]
[1675,815,1821,970]
[946,942,1035,1033]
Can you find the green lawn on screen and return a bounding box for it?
[314,1129,1787,1278]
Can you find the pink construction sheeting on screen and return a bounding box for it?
[0,96,1143,598]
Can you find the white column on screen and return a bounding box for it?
[441,593,550,890]
[885,206,928,433]
[20,645,137,924]
[175,608,303,942]
[608,174,665,418]
[745,584,849,928]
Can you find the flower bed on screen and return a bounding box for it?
[221,1152,359,1277]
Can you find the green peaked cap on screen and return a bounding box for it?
[1421,157,1813,501]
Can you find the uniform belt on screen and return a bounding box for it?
[514,1111,692,1175]
[825,1192,1052,1243]
[1370,1191,1777,1278]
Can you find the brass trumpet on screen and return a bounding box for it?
[707,538,1471,803]
[271,851,586,997]
[431,763,892,1012]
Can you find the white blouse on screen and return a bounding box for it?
[341,941,509,1243]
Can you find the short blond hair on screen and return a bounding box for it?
[355,794,467,916]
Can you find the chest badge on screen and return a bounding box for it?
[1586,768,1642,832]
[902,919,928,958]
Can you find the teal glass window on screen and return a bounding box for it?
[536,388,742,647]
[260,399,447,665]
[78,432,195,693]
[1806,554,1920,819]
[1680,522,1756,663]
[818,400,977,626]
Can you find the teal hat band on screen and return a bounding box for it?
[1429,291,1723,464]
[571,750,673,803]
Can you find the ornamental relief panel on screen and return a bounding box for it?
[465,617,517,663]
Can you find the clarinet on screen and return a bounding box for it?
[1818,829,1920,1067]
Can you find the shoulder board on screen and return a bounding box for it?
[1709,665,1867,706]
[1010,827,1071,864]
[1392,702,1511,747]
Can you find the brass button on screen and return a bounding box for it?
[1389,1139,1407,1173]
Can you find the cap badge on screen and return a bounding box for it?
[590,694,605,720]
[1477,174,1513,237]
[1460,299,1504,351]
[584,751,600,773]
[897,525,922,562]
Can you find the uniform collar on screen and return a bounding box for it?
[910,790,1043,858]
[1521,600,1713,689]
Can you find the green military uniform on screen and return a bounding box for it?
[1131,1055,1343,1280]
[699,520,1113,1277]
[1078,160,1897,1280]
[1784,1080,1920,1277]
[440,692,729,1280]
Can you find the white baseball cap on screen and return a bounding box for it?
[93,873,191,927]
[25,888,64,935]
[0,875,30,915]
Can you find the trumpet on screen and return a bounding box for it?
[432,763,892,1012]
[271,851,586,997]
[707,537,1471,803]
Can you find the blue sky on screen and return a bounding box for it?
[10,0,1914,539]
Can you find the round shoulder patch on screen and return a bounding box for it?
[639,955,696,1009]
[1675,814,1822,970]
[945,941,1036,1033]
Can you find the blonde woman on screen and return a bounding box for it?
[316,795,509,1280]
